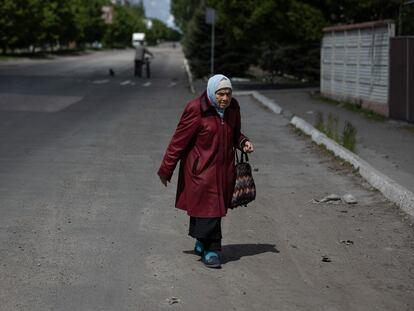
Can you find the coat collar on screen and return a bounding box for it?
[200,91,210,113]
[200,90,237,113]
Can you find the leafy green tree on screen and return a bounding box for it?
[182,4,210,77]
[183,3,251,78]
[257,0,325,81]
[145,18,182,44]
[146,19,168,44]
[103,4,146,48]
[0,0,169,52]
[56,0,80,47]
[0,0,24,51]
[23,0,77,51]
[172,0,407,81]
[72,0,108,45]
[210,0,325,81]
[166,28,182,41]
[399,1,414,35]
[302,0,400,23]
[171,0,202,32]
[36,0,61,49]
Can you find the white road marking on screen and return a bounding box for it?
[142,82,152,87]
[168,82,177,88]
[92,79,109,84]
[120,80,132,85]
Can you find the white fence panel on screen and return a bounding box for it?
[321,20,395,115]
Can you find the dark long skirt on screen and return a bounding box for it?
[189,217,222,251]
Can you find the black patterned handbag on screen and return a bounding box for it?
[231,150,256,208]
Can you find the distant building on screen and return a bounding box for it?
[103,0,141,24]
[111,0,131,5]
[102,6,113,24]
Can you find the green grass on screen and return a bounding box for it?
[290,125,359,174]
[402,125,414,134]
[315,111,324,132]
[0,47,97,60]
[313,111,358,152]
[326,113,340,142]
[0,55,19,61]
[310,93,386,122]
[342,121,357,152]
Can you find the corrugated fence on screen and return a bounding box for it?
[321,20,395,116]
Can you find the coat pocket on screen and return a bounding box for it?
[192,157,199,175]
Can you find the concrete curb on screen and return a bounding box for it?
[234,91,283,114]
[183,59,195,94]
[236,91,414,216]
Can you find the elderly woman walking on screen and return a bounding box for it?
[158,74,254,268]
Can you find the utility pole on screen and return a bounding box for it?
[206,8,216,75]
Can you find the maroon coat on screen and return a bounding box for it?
[158,91,248,217]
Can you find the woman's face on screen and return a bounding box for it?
[215,88,232,109]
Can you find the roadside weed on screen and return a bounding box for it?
[326,113,340,142]
[310,93,386,122]
[315,111,324,132]
[314,112,358,152]
[342,121,357,152]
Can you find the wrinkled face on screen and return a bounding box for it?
[215,88,232,109]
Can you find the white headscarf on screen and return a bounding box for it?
[206,74,232,119]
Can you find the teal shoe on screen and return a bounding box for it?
[194,240,204,256]
[202,251,221,268]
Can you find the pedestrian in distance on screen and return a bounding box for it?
[158,74,254,268]
[134,40,153,78]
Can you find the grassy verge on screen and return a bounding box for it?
[402,125,414,134]
[315,111,357,152]
[289,124,359,174]
[310,93,386,122]
[0,47,105,61]
[0,55,18,61]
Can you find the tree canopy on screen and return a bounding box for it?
[172,0,409,81]
[0,0,181,53]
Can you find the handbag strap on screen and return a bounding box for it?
[242,151,249,163]
[235,149,249,164]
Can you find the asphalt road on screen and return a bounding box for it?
[0,44,413,311]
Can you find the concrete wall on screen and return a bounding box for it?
[321,20,395,116]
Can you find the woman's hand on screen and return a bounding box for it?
[159,175,169,187]
[243,141,254,153]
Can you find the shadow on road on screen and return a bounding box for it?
[183,243,279,264]
[221,243,280,264]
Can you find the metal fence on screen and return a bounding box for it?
[389,37,414,123]
[321,20,395,116]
